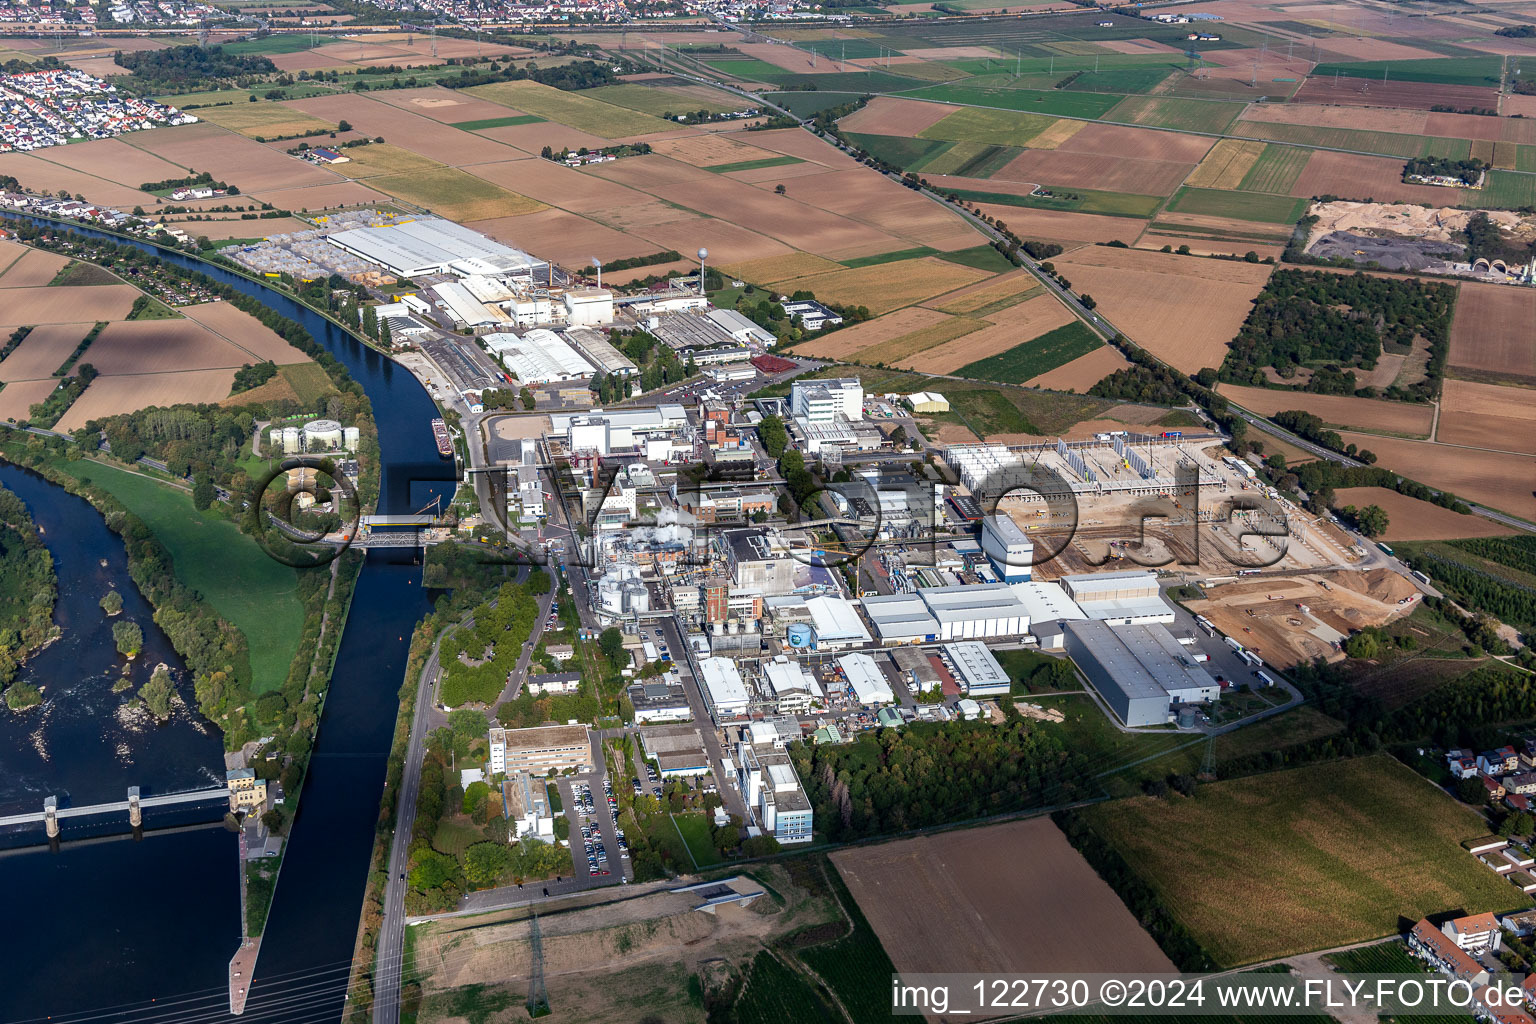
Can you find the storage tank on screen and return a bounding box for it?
[342,426,361,452]
[303,418,344,450]
[786,623,814,649]
[1177,706,1198,728]
[728,619,739,635]
[281,426,301,454]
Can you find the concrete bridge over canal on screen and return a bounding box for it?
[0,786,229,836]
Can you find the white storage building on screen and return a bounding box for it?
[803,595,872,649]
[431,280,503,329]
[326,217,544,279]
[484,329,595,385]
[838,653,894,705]
[1061,571,1174,625]
[699,656,751,718]
[1065,620,1219,727]
[859,593,938,644]
[706,307,777,345]
[981,513,1034,583]
[762,655,823,713]
[944,641,1011,696]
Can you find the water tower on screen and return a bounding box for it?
[591,256,602,290]
[697,247,708,296]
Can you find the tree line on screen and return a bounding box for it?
[0,483,57,710]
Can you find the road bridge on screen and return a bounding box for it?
[0,786,229,835]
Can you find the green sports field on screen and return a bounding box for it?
[60,461,304,695]
[1076,755,1528,967]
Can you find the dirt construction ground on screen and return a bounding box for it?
[833,818,1173,976]
[1186,569,1421,668]
[407,864,841,1024]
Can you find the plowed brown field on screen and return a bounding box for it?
[1219,383,1434,436]
[1449,282,1536,380]
[833,818,1174,975]
[1437,379,1536,454]
[1333,486,1516,541]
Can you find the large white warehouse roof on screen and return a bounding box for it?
[327,217,543,278]
[700,656,750,714]
[838,653,893,705]
[804,595,872,646]
[484,329,595,385]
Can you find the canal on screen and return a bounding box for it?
[0,224,456,1023]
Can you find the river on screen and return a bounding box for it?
[0,224,456,1023]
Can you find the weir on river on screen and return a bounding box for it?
[0,219,456,1024]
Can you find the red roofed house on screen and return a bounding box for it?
[1445,912,1503,954]
[1409,919,1489,986]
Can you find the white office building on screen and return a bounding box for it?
[791,378,863,423]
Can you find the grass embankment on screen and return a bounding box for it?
[58,460,303,694]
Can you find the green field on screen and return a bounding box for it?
[1323,940,1427,974]
[948,186,1162,218]
[910,82,1123,119]
[220,34,340,55]
[1078,755,1528,967]
[844,132,951,170]
[918,105,1059,146]
[1518,146,1536,174]
[1421,136,1473,160]
[449,114,544,131]
[937,244,1015,273]
[60,461,303,695]
[697,57,792,82]
[797,38,887,59]
[769,89,869,118]
[705,155,805,174]
[954,321,1102,383]
[841,245,938,269]
[370,166,543,223]
[277,362,338,406]
[670,813,722,868]
[1310,56,1504,87]
[1464,169,1536,210]
[948,142,1021,178]
[1229,120,1432,159]
[1103,95,1245,134]
[155,88,254,108]
[585,83,739,116]
[1060,66,1173,95]
[466,79,671,138]
[797,861,900,1024]
[736,952,840,1024]
[1237,144,1313,194]
[1168,187,1307,224]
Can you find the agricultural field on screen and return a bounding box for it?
[832,817,1173,975]
[1166,187,1307,224]
[1186,139,1266,190]
[196,102,337,139]
[1338,432,1536,523]
[1050,247,1273,373]
[1237,144,1313,195]
[1217,384,1435,438]
[952,320,1103,383]
[1076,756,1527,967]
[1435,379,1536,455]
[1448,282,1536,383]
[1102,96,1245,134]
[467,79,677,137]
[1332,488,1516,542]
[772,256,990,315]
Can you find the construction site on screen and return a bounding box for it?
[951,438,1363,579]
[1185,570,1422,668]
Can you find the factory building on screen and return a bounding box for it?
[563,326,636,377]
[944,641,1011,696]
[724,529,797,597]
[627,676,693,724]
[790,378,863,423]
[837,652,894,705]
[734,723,813,844]
[1061,571,1174,625]
[861,583,1029,643]
[431,279,502,329]
[801,595,872,650]
[1064,620,1220,727]
[325,217,544,279]
[642,724,712,777]
[981,513,1034,583]
[706,307,777,346]
[762,655,823,714]
[563,287,614,327]
[700,656,751,718]
[483,329,595,385]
